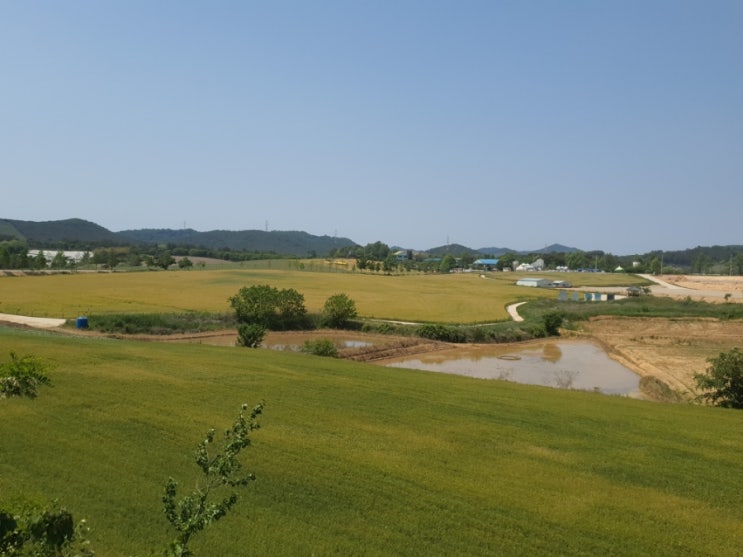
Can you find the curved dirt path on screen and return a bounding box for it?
[507,302,526,322]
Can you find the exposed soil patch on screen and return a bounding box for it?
[579,316,743,399]
[648,274,743,302]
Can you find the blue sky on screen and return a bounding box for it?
[1,1,741,255]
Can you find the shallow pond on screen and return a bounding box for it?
[382,341,641,396]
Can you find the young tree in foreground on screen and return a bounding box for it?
[163,402,264,557]
[694,348,743,409]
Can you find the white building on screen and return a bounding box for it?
[28,250,89,265]
[516,277,553,288]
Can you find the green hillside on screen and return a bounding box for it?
[0,218,120,244]
[0,220,23,241]
[1,325,741,556]
[0,218,357,256]
[118,228,357,256]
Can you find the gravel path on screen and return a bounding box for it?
[507,302,526,322]
[0,313,67,328]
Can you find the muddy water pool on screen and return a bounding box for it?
[381,341,641,395]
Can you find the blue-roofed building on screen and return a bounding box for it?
[472,258,499,270]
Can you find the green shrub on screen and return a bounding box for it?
[417,324,466,343]
[236,324,266,348]
[87,312,234,335]
[322,293,357,329]
[0,352,51,400]
[301,339,339,357]
[542,312,564,336]
[694,348,743,408]
[0,501,92,556]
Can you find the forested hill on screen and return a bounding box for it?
[0,218,119,244]
[118,228,357,256]
[0,218,357,257]
[2,217,742,265]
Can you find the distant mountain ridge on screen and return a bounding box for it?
[0,218,119,243]
[0,218,356,257]
[119,228,356,256]
[2,219,741,267]
[427,243,581,257]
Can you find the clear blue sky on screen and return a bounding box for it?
[2,1,741,255]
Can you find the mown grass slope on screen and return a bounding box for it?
[1,325,741,556]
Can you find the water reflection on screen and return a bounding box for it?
[384,341,640,396]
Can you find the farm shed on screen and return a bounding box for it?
[516,277,553,288]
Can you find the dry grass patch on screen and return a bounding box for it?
[0,269,558,323]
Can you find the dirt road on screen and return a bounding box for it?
[641,274,743,301]
[0,313,66,328]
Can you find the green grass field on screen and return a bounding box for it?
[0,269,648,323]
[1,325,741,556]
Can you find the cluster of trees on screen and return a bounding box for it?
[229,285,358,348]
[330,242,743,275]
[0,241,290,271]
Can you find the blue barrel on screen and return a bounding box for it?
[76,316,89,329]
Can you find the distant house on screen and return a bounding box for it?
[516,277,553,288]
[394,250,411,262]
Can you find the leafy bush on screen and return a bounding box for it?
[525,324,547,338]
[87,312,235,335]
[542,312,564,336]
[0,501,92,556]
[417,324,466,343]
[236,323,266,348]
[301,339,339,358]
[322,293,357,328]
[694,348,743,408]
[0,352,51,400]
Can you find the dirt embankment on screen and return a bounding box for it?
[580,316,743,398]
